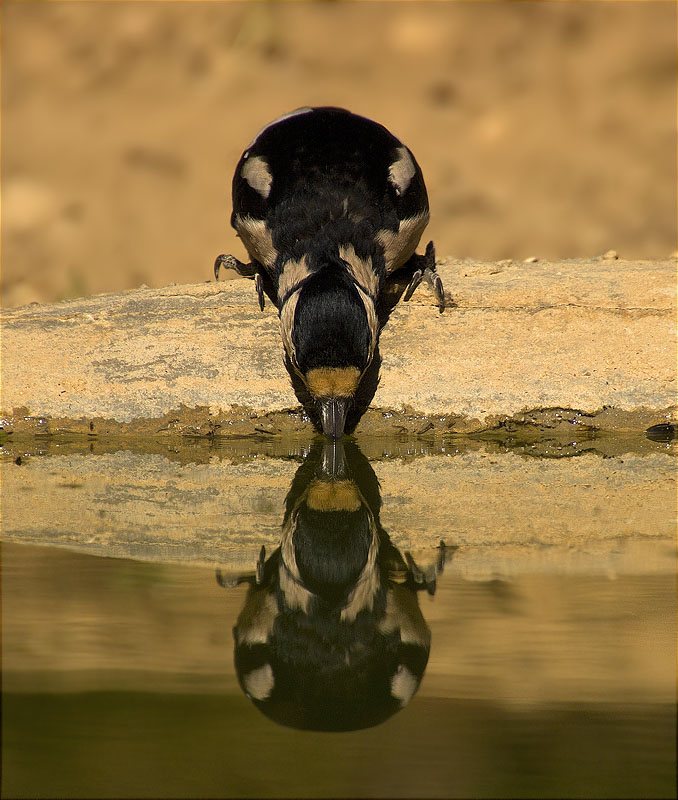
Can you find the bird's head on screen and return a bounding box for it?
[280,264,377,438]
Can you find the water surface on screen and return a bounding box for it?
[2,433,676,798]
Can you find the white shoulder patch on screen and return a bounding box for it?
[339,244,379,298]
[243,664,275,700]
[390,664,419,707]
[246,107,314,149]
[241,155,273,199]
[376,210,430,274]
[279,287,302,369]
[388,146,416,196]
[278,256,312,300]
[233,214,278,270]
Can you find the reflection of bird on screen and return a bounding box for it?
[215,107,445,438]
[218,438,449,732]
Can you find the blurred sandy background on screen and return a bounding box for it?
[2,0,676,309]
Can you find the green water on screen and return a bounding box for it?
[2,434,676,798]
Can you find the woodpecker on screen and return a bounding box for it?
[215,107,445,438]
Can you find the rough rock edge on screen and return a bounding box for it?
[3,256,676,432]
[1,401,675,439]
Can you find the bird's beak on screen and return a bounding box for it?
[318,397,349,439]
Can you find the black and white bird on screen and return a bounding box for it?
[215,107,445,438]
[221,438,448,732]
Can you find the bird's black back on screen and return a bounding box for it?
[232,106,428,257]
[228,107,434,436]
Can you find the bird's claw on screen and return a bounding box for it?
[404,539,454,596]
[403,241,446,314]
[216,568,242,589]
[430,273,445,314]
[255,274,265,312]
[255,545,266,584]
[436,539,452,571]
[214,253,258,280]
[403,269,423,302]
[216,545,267,589]
[214,254,265,311]
[405,551,438,595]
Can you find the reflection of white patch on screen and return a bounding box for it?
[280,518,312,613]
[279,564,313,613]
[376,211,430,274]
[390,665,418,706]
[340,521,380,623]
[235,590,278,646]
[246,107,314,149]
[241,155,272,198]
[243,664,275,700]
[388,147,416,196]
[378,584,431,647]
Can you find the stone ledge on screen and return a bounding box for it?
[2,257,676,434]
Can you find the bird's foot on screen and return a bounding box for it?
[216,569,247,589]
[214,254,266,311]
[405,540,454,595]
[255,545,266,584]
[403,241,445,314]
[215,546,267,589]
[214,253,257,279]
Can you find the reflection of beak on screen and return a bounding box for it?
[319,437,348,480]
[318,397,349,439]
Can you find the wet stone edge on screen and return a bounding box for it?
[1,404,676,462]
